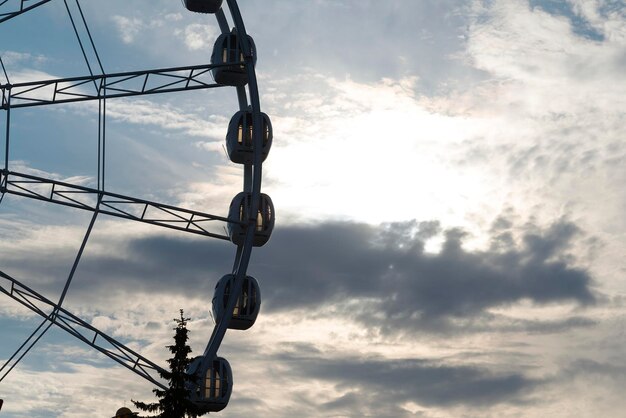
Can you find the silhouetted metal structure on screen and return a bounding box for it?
[0,64,224,109]
[0,0,53,23]
[0,170,236,240]
[0,0,273,412]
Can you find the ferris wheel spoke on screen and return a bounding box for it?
[0,63,230,110]
[0,204,97,381]
[62,0,104,85]
[0,269,167,389]
[0,317,53,383]
[1,1,275,411]
[0,0,54,24]
[0,169,240,240]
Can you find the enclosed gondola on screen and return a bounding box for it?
[183,0,223,14]
[226,110,273,164]
[212,274,261,330]
[228,192,274,247]
[211,30,256,86]
[188,356,233,413]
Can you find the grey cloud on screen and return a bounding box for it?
[252,218,595,329]
[562,358,626,381]
[502,316,596,334]
[1,217,596,335]
[275,352,541,408]
[321,392,360,411]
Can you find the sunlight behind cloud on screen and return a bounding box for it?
[264,75,495,227]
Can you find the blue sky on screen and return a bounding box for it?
[0,0,625,417]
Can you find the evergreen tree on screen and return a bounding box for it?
[133,310,203,418]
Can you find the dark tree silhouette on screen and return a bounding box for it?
[132,310,203,418]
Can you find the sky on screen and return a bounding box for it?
[0,0,624,417]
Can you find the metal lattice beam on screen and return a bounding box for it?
[0,269,167,389]
[0,169,239,240]
[0,0,53,24]
[0,63,231,109]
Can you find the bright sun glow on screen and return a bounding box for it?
[264,77,495,228]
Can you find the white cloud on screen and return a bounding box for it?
[466,0,625,114]
[174,23,219,51]
[111,10,210,60]
[106,99,227,140]
[455,0,626,278]
[0,51,47,68]
[112,16,144,44]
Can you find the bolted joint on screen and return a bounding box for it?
[1,86,10,110]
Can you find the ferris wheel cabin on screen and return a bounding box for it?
[212,274,261,330]
[211,31,256,86]
[226,110,273,164]
[228,192,275,247]
[183,0,223,13]
[188,356,233,412]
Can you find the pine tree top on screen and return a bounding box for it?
[131,309,203,418]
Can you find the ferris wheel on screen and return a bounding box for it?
[0,0,273,413]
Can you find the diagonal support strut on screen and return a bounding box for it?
[0,269,167,389]
[0,200,100,382]
[0,0,54,24]
[0,169,240,240]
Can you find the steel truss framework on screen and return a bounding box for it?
[0,63,232,109]
[0,270,167,388]
[0,169,235,240]
[0,0,270,406]
[0,0,53,24]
